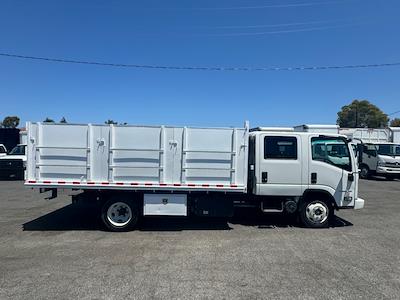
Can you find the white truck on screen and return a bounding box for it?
[339,128,400,179]
[0,130,28,163]
[25,122,364,231]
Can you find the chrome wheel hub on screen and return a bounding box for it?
[305,202,328,224]
[107,202,132,227]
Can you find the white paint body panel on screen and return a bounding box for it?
[143,194,187,216]
[256,133,303,196]
[25,122,249,192]
[390,127,400,144]
[294,124,339,134]
[340,128,390,143]
[252,131,359,208]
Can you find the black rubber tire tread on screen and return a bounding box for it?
[359,165,370,179]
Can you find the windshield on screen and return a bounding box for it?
[9,145,25,155]
[376,144,400,156]
[311,137,352,172]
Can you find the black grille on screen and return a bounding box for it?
[385,162,400,168]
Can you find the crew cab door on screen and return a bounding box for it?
[256,134,303,196]
[361,143,378,170]
[309,136,356,207]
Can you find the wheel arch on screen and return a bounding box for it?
[302,189,338,210]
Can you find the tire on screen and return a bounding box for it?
[359,165,370,179]
[299,198,332,228]
[101,197,139,232]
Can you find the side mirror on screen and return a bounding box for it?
[348,173,354,181]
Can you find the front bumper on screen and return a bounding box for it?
[376,166,400,175]
[354,198,365,210]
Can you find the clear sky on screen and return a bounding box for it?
[0,0,399,128]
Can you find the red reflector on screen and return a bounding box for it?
[116,182,124,185]
[72,181,81,185]
[160,183,167,186]
[202,184,209,187]
[87,182,95,185]
[173,183,181,186]
[43,181,51,184]
[101,182,109,185]
[187,184,195,187]
[230,184,238,188]
[216,184,224,187]
[130,183,139,186]
[27,180,36,183]
[58,181,66,184]
[145,183,153,186]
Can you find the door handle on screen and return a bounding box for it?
[262,172,268,183]
[311,172,317,184]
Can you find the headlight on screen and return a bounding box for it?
[378,161,385,166]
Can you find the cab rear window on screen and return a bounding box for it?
[264,136,297,159]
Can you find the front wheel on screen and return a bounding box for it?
[359,165,370,179]
[101,197,139,231]
[299,199,331,228]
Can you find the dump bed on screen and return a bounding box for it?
[25,122,249,192]
[339,128,391,143]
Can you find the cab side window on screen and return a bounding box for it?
[264,136,297,159]
[363,144,377,157]
[311,137,351,172]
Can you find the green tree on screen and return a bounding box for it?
[105,119,118,124]
[337,100,389,128]
[60,117,67,123]
[43,117,55,123]
[390,118,400,127]
[2,116,20,128]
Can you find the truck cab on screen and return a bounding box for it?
[248,129,363,227]
[0,144,27,162]
[358,142,400,179]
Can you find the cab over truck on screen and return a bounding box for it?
[25,122,364,231]
[339,128,400,180]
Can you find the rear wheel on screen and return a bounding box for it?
[359,165,370,179]
[299,198,331,228]
[101,197,139,231]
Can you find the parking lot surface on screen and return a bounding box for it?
[0,179,399,299]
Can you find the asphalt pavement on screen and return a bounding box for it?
[0,179,399,299]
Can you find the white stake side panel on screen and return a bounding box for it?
[339,128,391,143]
[25,122,248,192]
